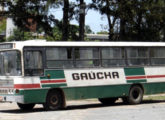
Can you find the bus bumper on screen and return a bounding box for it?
[0,95,24,103]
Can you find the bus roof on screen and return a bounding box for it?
[2,40,165,50]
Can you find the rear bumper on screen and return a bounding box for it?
[0,95,24,103]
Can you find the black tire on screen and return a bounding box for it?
[43,90,64,111]
[127,85,144,104]
[122,97,129,104]
[98,98,117,105]
[17,103,35,110]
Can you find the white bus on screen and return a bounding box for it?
[0,40,165,110]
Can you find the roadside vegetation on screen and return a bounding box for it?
[0,0,165,41]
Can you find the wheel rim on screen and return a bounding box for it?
[50,95,58,105]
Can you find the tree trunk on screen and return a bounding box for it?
[62,0,69,41]
[105,0,114,41]
[136,11,142,41]
[79,0,85,41]
[119,0,126,41]
[120,18,126,41]
[107,15,113,41]
[163,27,165,42]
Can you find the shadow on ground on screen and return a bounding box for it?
[0,99,165,114]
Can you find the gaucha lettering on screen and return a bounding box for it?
[81,73,88,80]
[72,71,119,80]
[97,72,104,79]
[88,72,96,80]
[112,72,119,78]
[72,73,79,80]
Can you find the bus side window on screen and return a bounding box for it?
[150,47,165,65]
[46,47,74,68]
[75,48,100,68]
[24,51,43,76]
[126,48,149,66]
[101,47,125,67]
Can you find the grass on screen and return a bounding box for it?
[144,94,165,101]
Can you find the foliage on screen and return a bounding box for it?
[91,0,165,41]
[0,19,6,34]
[1,0,165,41]
[97,31,108,34]
[85,25,93,34]
[7,29,36,41]
[46,23,79,41]
[0,18,6,42]
[3,0,61,37]
[46,27,62,41]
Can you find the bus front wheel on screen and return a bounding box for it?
[17,103,35,110]
[43,90,64,111]
[127,85,144,104]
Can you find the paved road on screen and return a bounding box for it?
[0,99,165,120]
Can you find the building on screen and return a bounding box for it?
[86,34,109,41]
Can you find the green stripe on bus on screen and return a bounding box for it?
[127,79,147,83]
[124,67,145,76]
[40,70,65,80]
[15,82,165,104]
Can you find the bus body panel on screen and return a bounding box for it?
[0,66,164,103]
[1,66,165,104]
[63,84,130,100]
[1,41,165,108]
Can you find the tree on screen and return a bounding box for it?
[97,31,108,34]
[2,0,165,42]
[79,0,86,41]
[85,25,93,34]
[116,0,165,41]
[62,0,69,41]
[92,0,119,41]
[2,0,61,37]
[7,28,35,41]
[0,18,6,42]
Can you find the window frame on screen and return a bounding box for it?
[125,47,150,66]
[0,50,22,76]
[23,45,165,71]
[45,46,74,69]
[74,47,101,68]
[149,47,165,66]
[100,47,126,67]
[23,47,45,76]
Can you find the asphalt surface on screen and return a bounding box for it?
[0,99,165,120]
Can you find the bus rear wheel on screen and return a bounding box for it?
[43,90,64,111]
[98,98,117,105]
[17,103,35,110]
[127,85,144,104]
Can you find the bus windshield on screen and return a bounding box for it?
[0,50,22,76]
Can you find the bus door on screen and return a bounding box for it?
[24,48,45,76]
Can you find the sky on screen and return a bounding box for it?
[49,1,108,33]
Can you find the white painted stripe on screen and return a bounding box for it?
[14,77,41,84]
[145,67,165,82]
